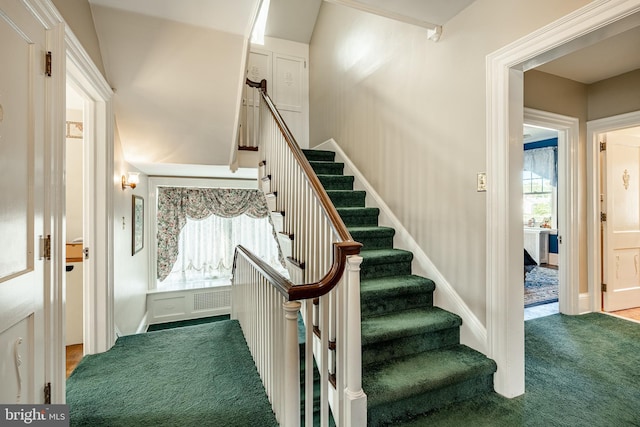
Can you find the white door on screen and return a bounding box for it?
[272,53,307,147]
[603,129,640,311]
[244,49,272,149]
[0,0,48,403]
[244,49,308,148]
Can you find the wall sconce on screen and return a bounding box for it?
[121,172,139,190]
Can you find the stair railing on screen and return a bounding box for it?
[231,79,366,427]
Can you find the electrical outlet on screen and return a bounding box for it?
[477,173,487,192]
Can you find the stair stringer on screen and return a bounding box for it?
[315,138,487,355]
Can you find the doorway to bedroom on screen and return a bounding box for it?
[522,118,565,321]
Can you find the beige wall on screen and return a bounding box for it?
[51,0,106,79]
[309,0,592,324]
[588,69,640,120]
[113,124,149,335]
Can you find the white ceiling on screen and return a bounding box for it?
[536,24,640,84]
[88,0,260,36]
[523,125,557,144]
[89,3,249,171]
[348,0,477,25]
[88,0,477,45]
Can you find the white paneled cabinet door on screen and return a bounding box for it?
[273,53,307,147]
[603,132,640,311]
[244,50,272,149]
[245,48,308,148]
[0,0,47,404]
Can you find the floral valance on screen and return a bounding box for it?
[157,187,273,281]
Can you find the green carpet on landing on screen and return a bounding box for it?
[396,313,640,426]
[66,320,278,427]
[146,315,230,332]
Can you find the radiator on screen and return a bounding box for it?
[147,286,231,324]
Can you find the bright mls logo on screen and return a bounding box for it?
[1,405,68,426]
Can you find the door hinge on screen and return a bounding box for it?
[40,235,51,260]
[44,382,51,404]
[600,212,607,222]
[83,247,89,260]
[600,141,606,151]
[45,51,52,77]
[558,235,563,244]
[602,283,607,292]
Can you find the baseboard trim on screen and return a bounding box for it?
[136,311,149,334]
[579,292,591,314]
[316,139,488,354]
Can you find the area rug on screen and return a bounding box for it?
[524,266,558,307]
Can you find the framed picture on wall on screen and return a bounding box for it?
[132,195,144,255]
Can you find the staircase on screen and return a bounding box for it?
[303,148,497,426]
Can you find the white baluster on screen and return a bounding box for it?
[282,300,301,427]
[344,255,366,426]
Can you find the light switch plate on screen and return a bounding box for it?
[477,173,487,192]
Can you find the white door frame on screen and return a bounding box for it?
[586,110,640,313]
[524,109,580,316]
[487,0,640,398]
[66,29,115,359]
[34,0,114,402]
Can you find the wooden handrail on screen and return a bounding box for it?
[246,77,267,93]
[235,79,362,302]
[247,78,356,244]
[234,240,361,301]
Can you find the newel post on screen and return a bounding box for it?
[283,300,301,427]
[344,255,367,426]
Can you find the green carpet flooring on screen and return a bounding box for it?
[146,314,230,332]
[66,320,277,427]
[397,313,640,426]
[303,149,497,426]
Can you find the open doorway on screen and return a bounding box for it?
[486,1,640,397]
[65,84,85,377]
[522,123,560,320]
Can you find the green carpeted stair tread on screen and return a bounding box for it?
[348,226,396,249]
[308,160,344,175]
[360,248,414,265]
[325,190,366,207]
[361,275,435,298]
[336,207,380,226]
[361,307,461,346]
[361,275,435,317]
[364,345,497,409]
[360,248,414,279]
[302,149,336,162]
[317,174,354,190]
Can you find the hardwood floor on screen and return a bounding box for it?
[610,307,640,322]
[66,344,84,378]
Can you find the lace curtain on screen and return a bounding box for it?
[523,146,557,186]
[156,187,284,282]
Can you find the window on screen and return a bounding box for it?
[158,214,285,291]
[523,146,557,228]
[154,185,286,291]
[522,170,556,227]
